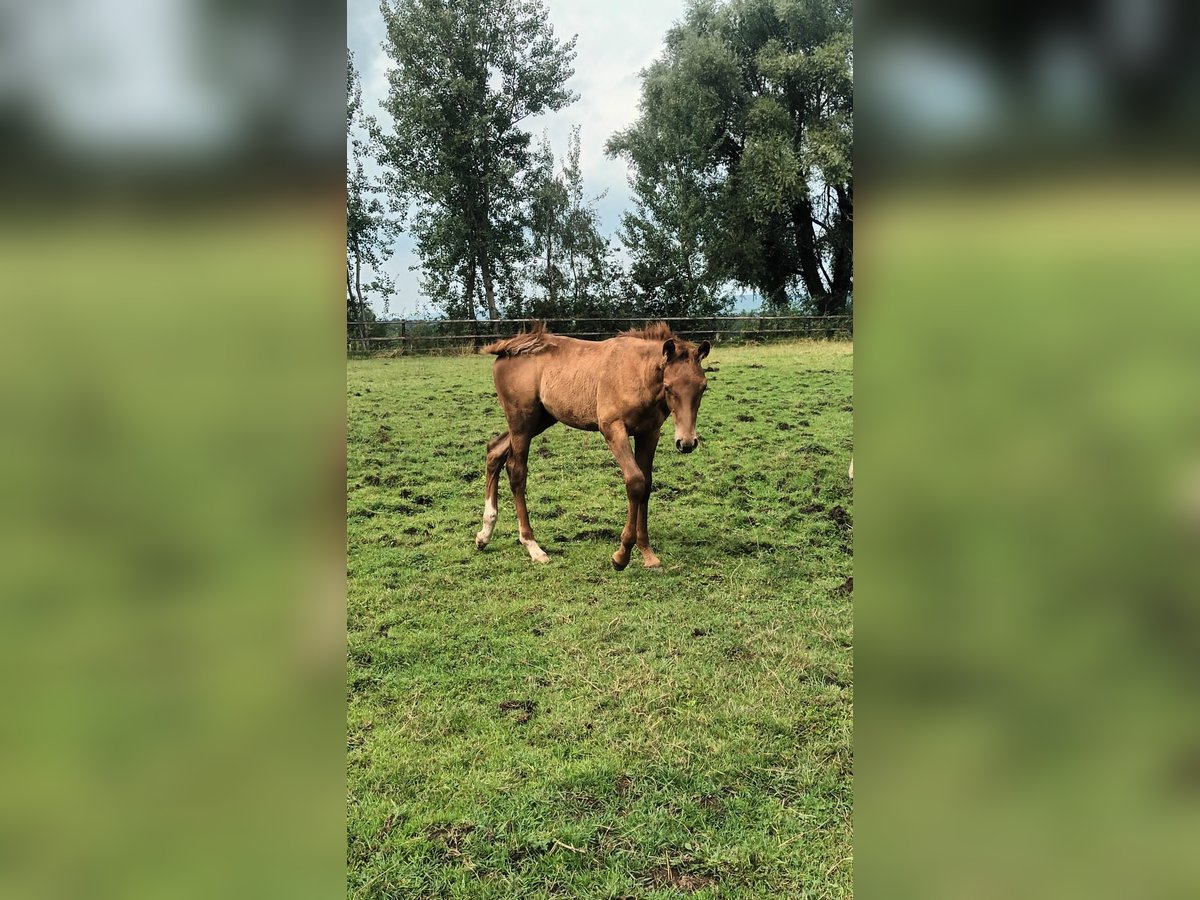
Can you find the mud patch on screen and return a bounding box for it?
[414,495,434,507]
[776,422,792,430]
[821,668,851,688]
[499,699,536,723]
[644,865,717,893]
[736,414,756,422]
[834,575,853,596]
[426,822,475,856]
[570,527,620,542]
[827,506,852,531]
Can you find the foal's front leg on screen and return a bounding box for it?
[633,430,662,569]
[601,422,648,570]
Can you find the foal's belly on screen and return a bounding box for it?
[541,396,599,431]
[538,374,599,431]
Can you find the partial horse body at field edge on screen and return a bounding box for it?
[475,321,710,569]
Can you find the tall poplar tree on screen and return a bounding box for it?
[378,0,578,320]
[347,52,400,348]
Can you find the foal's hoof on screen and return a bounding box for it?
[611,552,630,571]
[474,534,488,550]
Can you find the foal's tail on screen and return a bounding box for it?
[481,320,550,357]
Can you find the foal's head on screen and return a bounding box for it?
[661,338,711,453]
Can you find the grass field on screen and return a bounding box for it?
[347,340,854,898]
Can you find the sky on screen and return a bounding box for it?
[347,0,689,317]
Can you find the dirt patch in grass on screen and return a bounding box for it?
[834,575,853,596]
[569,527,620,542]
[827,505,852,530]
[499,699,536,723]
[644,865,717,893]
[426,822,475,855]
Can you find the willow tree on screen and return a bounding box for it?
[378,0,577,320]
[608,0,852,314]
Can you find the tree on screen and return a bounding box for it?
[378,0,578,321]
[607,0,852,314]
[347,52,401,349]
[522,133,569,317]
[518,128,629,321]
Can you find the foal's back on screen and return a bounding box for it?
[483,328,654,432]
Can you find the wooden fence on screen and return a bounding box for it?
[346,315,853,354]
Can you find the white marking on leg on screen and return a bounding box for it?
[519,536,549,563]
[475,499,497,547]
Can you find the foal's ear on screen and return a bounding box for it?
[697,340,711,361]
[662,339,677,361]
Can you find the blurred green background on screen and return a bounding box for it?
[0,203,345,900]
[0,2,344,899]
[858,0,1200,888]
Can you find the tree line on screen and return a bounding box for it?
[347,0,852,326]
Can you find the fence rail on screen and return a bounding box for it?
[346,315,852,354]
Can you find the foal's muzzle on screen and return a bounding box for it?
[676,438,698,454]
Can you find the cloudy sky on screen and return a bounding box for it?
[348,0,689,316]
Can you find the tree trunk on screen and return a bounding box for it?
[463,254,477,322]
[828,183,854,314]
[482,249,498,321]
[791,199,832,313]
[346,267,357,353]
[546,224,554,309]
[351,236,370,352]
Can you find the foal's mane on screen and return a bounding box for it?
[617,321,676,342]
[481,320,553,357]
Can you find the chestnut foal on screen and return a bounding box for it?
[475,322,710,568]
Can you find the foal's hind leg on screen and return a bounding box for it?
[475,432,510,549]
[506,432,549,563]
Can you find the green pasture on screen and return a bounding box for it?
[347,340,853,898]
